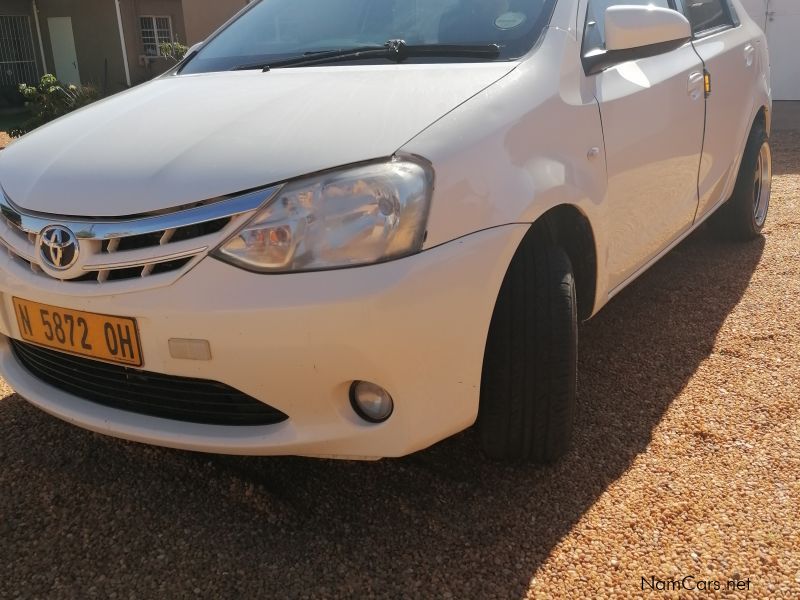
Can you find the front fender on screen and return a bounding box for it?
[401,26,609,314]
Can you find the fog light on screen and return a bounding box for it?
[350,381,394,423]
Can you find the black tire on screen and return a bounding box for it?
[710,122,771,241]
[478,223,577,463]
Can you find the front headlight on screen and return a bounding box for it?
[213,158,433,273]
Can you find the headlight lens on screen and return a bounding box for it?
[213,158,433,273]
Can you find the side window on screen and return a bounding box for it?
[583,0,672,54]
[685,0,735,35]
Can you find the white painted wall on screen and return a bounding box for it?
[740,0,800,100]
[764,0,800,100]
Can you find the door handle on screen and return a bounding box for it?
[744,44,756,68]
[688,71,704,100]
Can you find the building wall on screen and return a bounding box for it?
[36,0,189,92]
[740,0,800,100]
[118,0,186,85]
[10,0,247,96]
[0,1,34,15]
[36,0,127,93]
[181,0,248,46]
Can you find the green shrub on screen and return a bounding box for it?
[160,40,189,63]
[11,74,100,137]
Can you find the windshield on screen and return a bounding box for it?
[181,0,556,74]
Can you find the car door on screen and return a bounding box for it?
[685,0,762,219]
[582,0,706,292]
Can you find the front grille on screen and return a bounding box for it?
[100,216,231,253]
[0,185,281,286]
[11,340,289,426]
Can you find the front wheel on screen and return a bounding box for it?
[478,224,577,463]
[710,122,772,241]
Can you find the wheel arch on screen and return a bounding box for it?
[540,204,598,322]
[753,104,770,137]
[498,204,599,322]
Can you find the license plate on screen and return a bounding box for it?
[12,298,143,367]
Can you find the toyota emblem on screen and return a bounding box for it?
[39,225,79,270]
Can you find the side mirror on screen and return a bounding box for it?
[583,6,692,75]
[605,5,691,52]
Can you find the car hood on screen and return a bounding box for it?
[0,64,515,217]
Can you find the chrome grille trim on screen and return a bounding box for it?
[87,247,207,271]
[0,186,279,239]
[0,185,281,283]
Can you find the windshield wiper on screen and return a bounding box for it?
[232,39,501,72]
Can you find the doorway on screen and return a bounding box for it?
[47,16,80,84]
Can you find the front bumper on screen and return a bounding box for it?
[0,225,527,459]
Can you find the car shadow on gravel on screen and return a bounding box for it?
[0,230,766,598]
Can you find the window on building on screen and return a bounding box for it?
[139,16,174,57]
[0,16,39,85]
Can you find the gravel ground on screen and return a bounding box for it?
[0,133,11,150]
[1,131,799,599]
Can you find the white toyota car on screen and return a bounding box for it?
[0,0,771,462]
